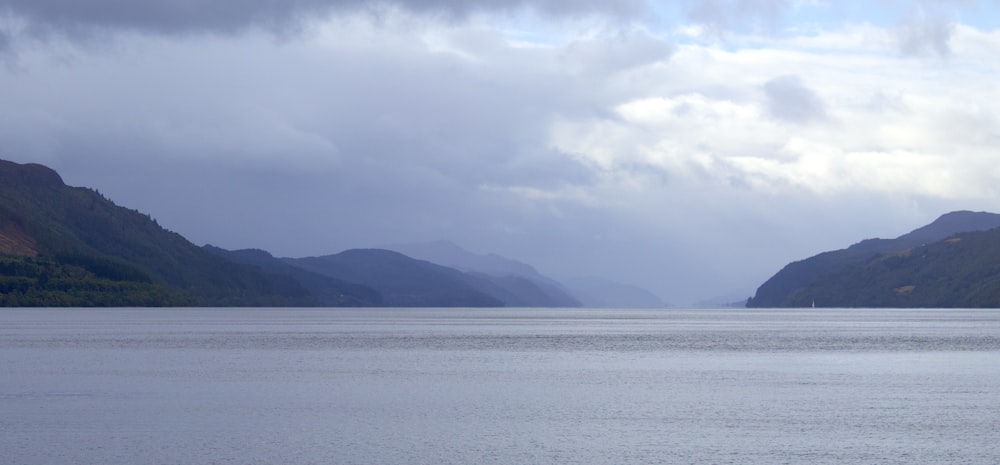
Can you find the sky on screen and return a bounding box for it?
[2,0,1000,304]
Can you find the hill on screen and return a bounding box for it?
[203,246,381,306]
[385,240,666,307]
[285,249,504,307]
[747,211,1000,307]
[0,159,369,306]
[384,240,581,307]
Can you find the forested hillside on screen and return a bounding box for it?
[748,211,1000,308]
[0,160,363,306]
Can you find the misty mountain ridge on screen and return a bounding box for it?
[285,249,504,307]
[385,240,541,277]
[748,210,1000,307]
[384,240,581,307]
[385,240,667,308]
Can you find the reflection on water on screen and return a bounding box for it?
[2,308,999,464]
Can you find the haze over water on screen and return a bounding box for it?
[2,308,999,464]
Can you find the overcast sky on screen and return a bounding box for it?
[2,0,1000,304]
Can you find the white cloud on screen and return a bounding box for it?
[546,20,1000,204]
[762,74,829,123]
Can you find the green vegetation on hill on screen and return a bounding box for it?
[748,211,1000,308]
[0,159,357,306]
[785,229,1000,307]
[0,254,192,306]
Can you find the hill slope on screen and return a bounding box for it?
[747,211,1000,307]
[203,246,382,306]
[285,249,504,307]
[0,159,365,306]
[385,240,666,308]
[384,240,581,307]
[786,228,1000,307]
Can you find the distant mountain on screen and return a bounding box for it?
[561,276,665,308]
[386,239,665,308]
[747,211,1000,307]
[0,159,356,306]
[285,249,504,307]
[384,240,581,307]
[203,246,381,306]
[694,292,753,308]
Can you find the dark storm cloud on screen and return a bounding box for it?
[0,29,10,53]
[0,20,628,255]
[762,75,828,124]
[1,0,647,36]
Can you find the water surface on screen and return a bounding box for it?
[2,308,998,464]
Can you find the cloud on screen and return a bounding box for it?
[683,0,791,36]
[894,4,957,57]
[561,30,675,76]
[762,75,828,124]
[0,12,637,235]
[0,29,10,55]
[1,0,647,38]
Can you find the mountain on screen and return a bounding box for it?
[386,240,541,277]
[285,249,504,307]
[203,246,381,306]
[561,276,665,308]
[779,228,1000,307]
[694,292,753,308]
[384,240,581,307]
[747,211,1000,307]
[0,159,360,306]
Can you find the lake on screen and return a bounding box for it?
[2,308,999,464]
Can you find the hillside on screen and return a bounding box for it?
[784,228,1000,307]
[203,246,382,306]
[384,240,581,307]
[385,240,667,308]
[0,159,366,306]
[747,211,1000,307]
[286,249,504,307]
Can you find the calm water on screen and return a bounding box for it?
[2,308,999,464]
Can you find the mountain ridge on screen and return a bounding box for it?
[748,211,1000,307]
[383,240,582,307]
[384,240,668,308]
[0,159,372,306]
[285,249,504,307]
